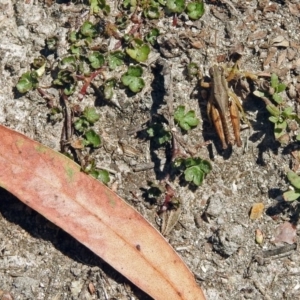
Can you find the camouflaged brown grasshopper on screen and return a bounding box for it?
[201,64,252,149]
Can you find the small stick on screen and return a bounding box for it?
[60,91,73,152]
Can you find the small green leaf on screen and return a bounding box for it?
[184,111,200,126]
[147,123,171,145]
[275,120,287,130]
[287,171,300,189]
[122,0,137,10]
[53,70,76,87]
[58,56,77,72]
[127,65,143,77]
[266,104,280,117]
[126,39,150,62]
[70,45,81,57]
[283,190,300,201]
[174,106,185,122]
[63,84,76,96]
[199,160,212,174]
[74,118,90,132]
[184,166,204,186]
[144,6,160,19]
[282,106,293,118]
[174,106,199,131]
[121,75,145,93]
[69,31,78,43]
[97,169,110,184]
[84,129,101,147]
[90,0,110,14]
[83,107,100,124]
[271,73,279,89]
[16,71,39,93]
[107,51,125,70]
[272,93,283,104]
[269,116,279,123]
[166,0,185,13]
[80,21,98,38]
[186,1,205,20]
[145,28,160,46]
[88,52,105,69]
[277,83,286,93]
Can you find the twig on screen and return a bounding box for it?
[60,91,73,153]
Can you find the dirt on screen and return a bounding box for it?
[1,0,300,299]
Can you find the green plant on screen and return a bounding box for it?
[186,1,205,20]
[147,123,172,145]
[254,73,300,144]
[173,157,212,186]
[126,39,151,62]
[15,1,207,188]
[74,107,100,133]
[283,171,300,201]
[82,159,110,184]
[174,105,200,131]
[121,65,145,93]
[166,0,185,13]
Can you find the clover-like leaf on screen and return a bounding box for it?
[80,21,98,38]
[147,123,171,145]
[16,71,39,93]
[123,0,137,11]
[174,106,199,131]
[186,1,204,20]
[97,169,110,184]
[126,39,150,62]
[121,75,145,93]
[74,118,90,132]
[58,56,77,72]
[53,70,77,95]
[84,129,101,147]
[127,65,143,77]
[88,52,105,69]
[144,6,160,19]
[199,159,212,174]
[107,51,125,70]
[90,0,110,14]
[166,0,185,13]
[83,107,100,124]
[121,66,145,93]
[184,166,204,186]
[146,28,160,46]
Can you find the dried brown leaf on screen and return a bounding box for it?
[0,125,205,300]
[288,3,300,16]
[272,222,297,245]
[248,30,267,42]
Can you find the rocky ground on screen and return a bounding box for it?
[1,0,300,299]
